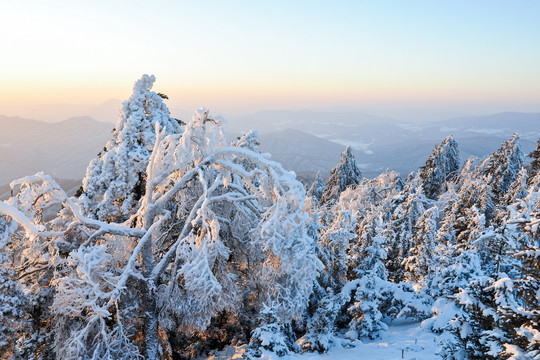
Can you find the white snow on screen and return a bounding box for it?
[331,138,375,155]
[206,321,441,360]
[465,128,505,135]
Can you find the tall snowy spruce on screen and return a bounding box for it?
[307,171,326,203]
[387,176,430,283]
[320,146,362,205]
[527,139,540,184]
[502,189,540,359]
[481,133,524,204]
[0,217,29,358]
[81,74,182,221]
[419,136,460,200]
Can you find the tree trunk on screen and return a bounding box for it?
[142,239,158,359]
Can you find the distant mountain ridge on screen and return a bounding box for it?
[0,111,538,193]
[0,115,113,185]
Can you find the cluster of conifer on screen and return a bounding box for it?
[304,131,539,359]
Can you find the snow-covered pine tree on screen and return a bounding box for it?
[307,172,325,203]
[481,133,524,205]
[318,193,356,292]
[439,276,499,360]
[320,146,362,205]
[81,74,182,221]
[344,172,402,282]
[387,175,430,283]
[403,206,439,285]
[419,135,460,200]
[0,217,29,359]
[298,289,347,353]
[430,161,497,284]
[245,305,296,358]
[527,138,540,185]
[347,225,389,340]
[504,198,540,359]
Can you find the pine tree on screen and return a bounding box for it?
[0,217,29,359]
[404,206,439,285]
[481,133,524,204]
[307,172,325,202]
[347,227,389,340]
[318,199,356,292]
[245,305,296,358]
[419,136,460,200]
[387,176,430,283]
[505,206,540,359]
[81,74,182,221]
[300,289,347,353]
[439,276,499,360]
[320,146,362,205]
[527,138,540,185]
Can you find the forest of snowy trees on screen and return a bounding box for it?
[0,75,539,360]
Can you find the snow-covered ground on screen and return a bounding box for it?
[207,321,441,360]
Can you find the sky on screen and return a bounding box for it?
[1,0,540,122]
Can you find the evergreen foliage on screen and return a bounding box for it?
[81,74,182,221]
[320,146,362,205]
[419,136,459,200]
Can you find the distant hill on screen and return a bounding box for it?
[421,112,540,141]
[0,111,538,192]
[0,115,113,185]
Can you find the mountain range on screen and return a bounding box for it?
[1,111,538,198]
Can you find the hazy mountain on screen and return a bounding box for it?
[0,115,113,185]
[230,110,414,153]
[426,112,540,141]
[258,129,379,179]
[0,111,538,193]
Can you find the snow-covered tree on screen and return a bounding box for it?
[503,197,540,359]
[419,136,460,200]
[386,175,431,282]
[245,305,296,358]
[307,172,325,202]
[318,197,356,291]
[81,74,182,221]
[347,226,389,340]
[320,146,362,205]
[0,78,321,359]
[481,133,524,204]
[298,289,347,353]
[404,206,439,285]
[0,217,30,359]
[527,138,540,185]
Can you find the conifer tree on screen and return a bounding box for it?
[307,172,325,202]
[527,138,540,185]
[0,217,29,359]
[505,201,540,359]
[347,226,389,340]
[81,74,182,221]
[387,176,430,282]
[481,133,524,204]
[300,289,347,353]
[419,136,460,200]
[403,206,439,284]
[245,305,296,358]
[320,146,362,205]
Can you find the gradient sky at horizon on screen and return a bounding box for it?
[1,0,540,121]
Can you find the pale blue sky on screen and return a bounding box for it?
[1,0,539,119]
